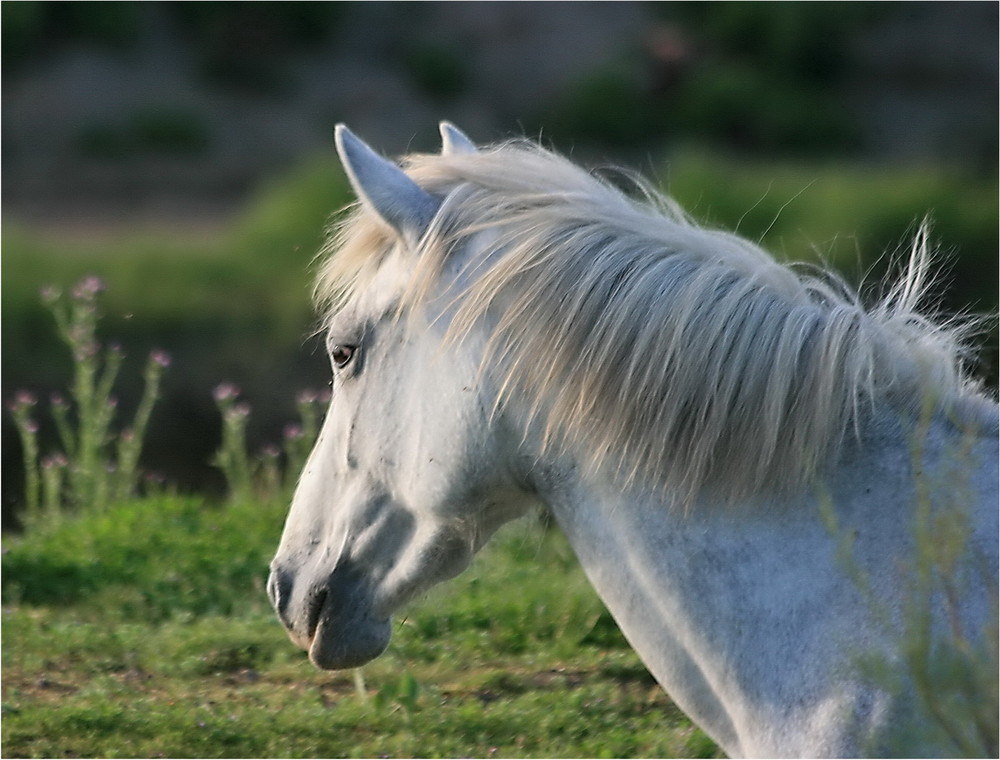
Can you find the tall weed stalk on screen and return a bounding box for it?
[211,385,328,503]
[7,277,169,526]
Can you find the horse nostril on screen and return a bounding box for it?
[267,569,294,627]
[266,572,278,606]
[306,584,329,640]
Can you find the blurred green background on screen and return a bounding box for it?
[3,1,997,522]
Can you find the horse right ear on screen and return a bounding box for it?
[334,124,439,241]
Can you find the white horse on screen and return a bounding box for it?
[268,122,998,757]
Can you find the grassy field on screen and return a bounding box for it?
[1,496,721,759]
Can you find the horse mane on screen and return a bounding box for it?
[316,141,986,506]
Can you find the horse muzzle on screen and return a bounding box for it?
[267,561,391,670]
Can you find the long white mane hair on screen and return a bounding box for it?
[316,141,987,506]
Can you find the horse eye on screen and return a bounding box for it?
[331,344,357,369]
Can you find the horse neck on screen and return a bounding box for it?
[523,399,998,757]
[530,460,802,756]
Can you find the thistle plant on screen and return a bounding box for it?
[212,383,254,504]
[286,389,328,476]
[9,392,41,518]
[211,384,329,503]
[7,276,170,525]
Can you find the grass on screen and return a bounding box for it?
[1,496,721,758]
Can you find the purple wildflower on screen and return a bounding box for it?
[213,383,240,403]
[150,349,172,368]
[42,454,69,469]
[14,391,37,407]
[39,285,61,304]
[297,390,318,404]
[72,275,105,300]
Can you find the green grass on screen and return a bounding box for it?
[1,496,721,758]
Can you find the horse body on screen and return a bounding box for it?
[268,123,998,757]
[534,405,997,756]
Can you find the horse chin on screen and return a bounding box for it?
[308,615,392,670]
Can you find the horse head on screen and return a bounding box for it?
[267,123,533,669]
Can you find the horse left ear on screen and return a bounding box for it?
[334,124,439,240]
[440,121,478,155]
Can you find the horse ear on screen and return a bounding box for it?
[334,124,439,239]
[440,121,478,155]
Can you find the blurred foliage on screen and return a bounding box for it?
[5,2,993,166]
[404,41,469,103]
[76,106,211,159]
[665,152,998,281]
[173,2,344,93]
[2,1,345,84]
[669,62,860,155]
[544,65,664,148]
[666,2,881,153]
[2,157,352,506]
[2,155,349,338]
[1,154,351,393]
[539,3,888,157]
[2,1,141,66]
[665,2,879,82]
